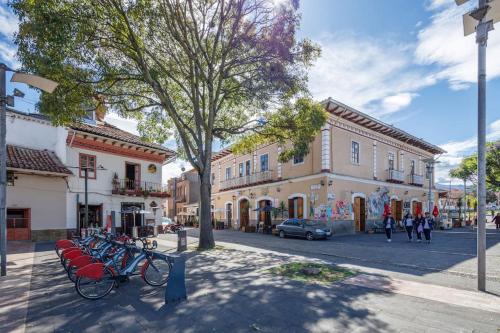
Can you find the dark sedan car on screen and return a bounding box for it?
[276,219,331,240]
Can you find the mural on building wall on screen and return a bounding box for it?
[330,200,352,220]
[368,186,390,219]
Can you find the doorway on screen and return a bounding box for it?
[226,203,233,228]
[288,197,304,219]
[7,208,31,241]
[125,162,141,190]
[79,204,103,229]
[354,197,366,232]
[412,201,422,216]
[391,199,403,222]
[258,200,272,228]
[239,199,249,229]
[121,202,144,235]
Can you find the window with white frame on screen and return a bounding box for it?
[351,141,360,164]
[410,160,416,175]
[260,154,269,172]
[225,167,232,180]
[238,162,244,177]
[388,152,395,170]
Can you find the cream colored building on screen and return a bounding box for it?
[210,99,446,234]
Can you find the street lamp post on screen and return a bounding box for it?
[455,0,500,291]
[0,63,58,276]
[424,159,439,215]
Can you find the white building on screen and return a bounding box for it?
[6,109,175,241]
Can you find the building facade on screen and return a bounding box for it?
[166,169,200,224]
[210,99,446,234]
[6,109,175,241]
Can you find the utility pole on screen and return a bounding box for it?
[0,64,7,277]
[0,63,58,276]
[476,0,488,292]
[455,0,499,291]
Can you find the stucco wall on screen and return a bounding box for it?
[7,174,67,231]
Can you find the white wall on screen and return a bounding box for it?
[66,146,165,227]
[7,113,68,163]
[7,174,67,230]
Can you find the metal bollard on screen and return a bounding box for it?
[177,230,187,252]
[164,254,187,304]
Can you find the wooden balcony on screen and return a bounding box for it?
[220,170,275,191]
[112,178,169,198]
[387,169,404,183]
[409,173,424,186]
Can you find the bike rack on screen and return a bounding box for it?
[162,253,187,304]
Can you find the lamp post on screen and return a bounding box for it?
[455,0,500,292]
[0,63,58,277]
[423,159,439,215]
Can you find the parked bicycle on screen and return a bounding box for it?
[74,237,171,300]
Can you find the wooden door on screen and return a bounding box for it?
[239,200,249,228]
[395,200,403,221]
[7,208,31,241]
[412,201,422,216]
[288,197,304,219]
[354,197,366,232]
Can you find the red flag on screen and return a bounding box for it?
[383,203,392,217]
[432,205,439,217]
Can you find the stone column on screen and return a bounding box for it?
[321,124,331,172]
[277,146,282,179]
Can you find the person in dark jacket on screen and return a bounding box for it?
[383,213,396,242]
[492,213,500,230]
[423,212,434,244]
[403,213,414,242]
[414,213,424,242]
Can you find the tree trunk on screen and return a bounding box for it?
[198,164,215,249]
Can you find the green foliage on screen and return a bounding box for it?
[231,98,327,162]
[449,141,500,191]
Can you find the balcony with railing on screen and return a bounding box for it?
[386,169,405,183]
[112,178,169,198]
[409,173,424,186]
[220,170,275,191]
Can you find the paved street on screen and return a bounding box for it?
[177,226,500,294]
[1,229,500,333]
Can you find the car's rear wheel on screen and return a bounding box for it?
[306,232,314,241]
[279,230,285,238]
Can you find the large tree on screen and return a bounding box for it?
[450,141,500,192]
[12,0,325,248]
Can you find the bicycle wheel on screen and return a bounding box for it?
[75,267,115,300]
[142,258,171,286]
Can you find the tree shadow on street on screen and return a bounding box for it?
[24,243,395,333]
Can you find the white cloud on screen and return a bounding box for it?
[381,93,419,114]
[435,118,500,183]
[0,5,18,38]
[415,2,500,90]
[308,34,435,117]
[426,0,455,11]
[104,113,140,135]
[0,40,17,67]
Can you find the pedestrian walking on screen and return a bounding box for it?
[423,212,434,244]
[415,212,424,242]
[492,212,500,230]
[403,213,414,241]
[383,212,396,242]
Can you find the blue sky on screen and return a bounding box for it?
[1,0,500,182]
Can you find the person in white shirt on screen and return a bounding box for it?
[403,213,414,242]
[423,212,434,244]
[383,213,396,242]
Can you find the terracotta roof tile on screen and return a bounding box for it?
[7,145,72,175]
[70,121,175,156]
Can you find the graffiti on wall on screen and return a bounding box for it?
[332,200,352,220]
[368,187,390,219]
